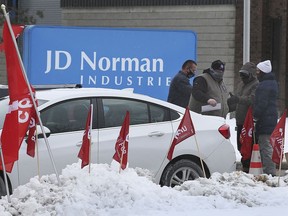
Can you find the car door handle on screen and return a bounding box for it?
[76,141,95,147]
[148,131,165,137]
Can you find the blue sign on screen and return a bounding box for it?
[23,26,197,101]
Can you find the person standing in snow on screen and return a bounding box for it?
[167,60,197,108]
[188,60,229,117]
[227,62,259,173]
[253,60,278,176]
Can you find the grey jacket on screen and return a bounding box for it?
[235,78,258,125]
[189,72,229,117]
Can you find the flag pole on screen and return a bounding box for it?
[277,137,284,187]
[1,4,60,185]
[36,127,40,179]
[193,135,206,178]
[0,141,10,202]
[119,145,124,174]
[88,104,93,174]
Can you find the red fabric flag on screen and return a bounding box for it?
[167,107,195,161]
[113,111,130,170]
[26,88,38,157]
[240,106,254,160]
[78,105,93,169]
[0,24,23,52]
[26,116,37,157]
[270,110,287,164]
[0,21,32,173]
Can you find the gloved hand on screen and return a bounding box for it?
[227,93,239,112]
[228,92,239,104]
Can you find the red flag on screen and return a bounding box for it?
[240,106,254,160]
[167,107,195,160]
[2,22,26,100]
[78,105,93,169]
[270,110,287,164]
[0,24,23,52]
[113,111,130,170]
[0,21,33,172]
[26,116,37,157]
[26,88,38,157]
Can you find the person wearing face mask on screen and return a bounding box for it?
[167,59,197,108]
[188,60,229,117]
[253,60,278,176]
[227,62,259,173]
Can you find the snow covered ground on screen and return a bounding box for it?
[0,162,288,216]
[0,117,288,215]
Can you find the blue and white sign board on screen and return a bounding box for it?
[23,26,197,101]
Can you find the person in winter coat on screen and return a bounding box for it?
[188,60,229,117]
[227,62,259,173]
[253,60,278,176]
[167,60,197,108]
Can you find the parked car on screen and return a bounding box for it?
[0,87,236,196]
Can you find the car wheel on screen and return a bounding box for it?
[0,173,12,197]
[161,159,204,187]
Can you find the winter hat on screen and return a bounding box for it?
[239,62,256,76]
[257,60,272,73]
[211,60,225,72]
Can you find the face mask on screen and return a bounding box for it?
[210,69,224,82]
[187,68,195,79]
[240,73,250,84]
[256,72,265,81]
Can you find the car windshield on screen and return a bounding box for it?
[0,97,48,129]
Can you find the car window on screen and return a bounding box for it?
[41,99,91,133]
[101,98,178,128]
[149,104,170,123]
[170,109,181,121]
[102,98,149,127]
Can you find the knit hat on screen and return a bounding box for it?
[239,62,256,75]
[257,60,272,73]
[211,60,225,72]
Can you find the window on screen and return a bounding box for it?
[150,104,168,123]
[170,109,180,121]
[41,99,91,133]
[102,98,149,127]
[101,98,177,128]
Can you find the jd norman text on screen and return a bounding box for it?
[45,51,172,86]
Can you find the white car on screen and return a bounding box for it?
[0,87,236,195]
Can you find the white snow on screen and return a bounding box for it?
[0,117,288,215]
[0,162,288,215]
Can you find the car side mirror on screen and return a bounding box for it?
[25,125,51,140]
[37,125,51,138]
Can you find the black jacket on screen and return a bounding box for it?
[253,72,278,135]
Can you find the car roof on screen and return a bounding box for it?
[36,87,184,111]
[36,87,134,99]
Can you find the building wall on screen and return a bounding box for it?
[0,0,61,84]
[62,5,236,92]
[1,0,287,112]
[235,0,287,112]
[0,4,236,94]
[19,0,61,25]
